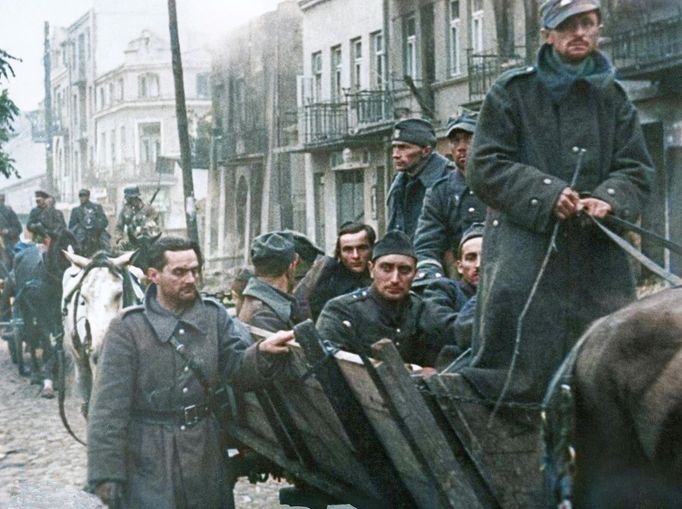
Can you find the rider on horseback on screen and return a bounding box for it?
[68,188,111,257]
[114,186,160,252]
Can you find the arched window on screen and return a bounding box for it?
[138,73,160,98]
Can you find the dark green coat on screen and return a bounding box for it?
[463,46,653,402]
[238,277,303,332]
[316,287,437,367]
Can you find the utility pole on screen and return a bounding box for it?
[43,21,54,195]
[167,0,198,243]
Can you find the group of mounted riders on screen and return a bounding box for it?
[0,185,159,398]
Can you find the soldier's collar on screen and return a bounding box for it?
[144,284,207,342]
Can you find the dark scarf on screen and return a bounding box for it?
[536,44,613,103]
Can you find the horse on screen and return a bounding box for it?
[61,249,144,411]
[544,287,682,508]
[9,230,77,394]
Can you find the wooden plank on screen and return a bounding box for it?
[425,373,545,509]
[294,320,419,509]
[369,339,498,509]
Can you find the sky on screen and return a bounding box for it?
[0,0,283,112]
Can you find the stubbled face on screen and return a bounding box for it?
[449,131,473,173]
[149,249,200,310]
[35,196,46,208]
[457,237,482,287]
[79,195,89,205]
[392,142,431,173]
[544,10,601,63]
[338,230,372,274]
[370,254,416,302]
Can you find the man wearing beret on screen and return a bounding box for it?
[413,113,486,278]
[69,189,111,256]
[316,230,437,367]
[463,0,653,402]
[238,232,305,332]
[387,118,455,239]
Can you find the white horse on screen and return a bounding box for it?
[62,249,145,409]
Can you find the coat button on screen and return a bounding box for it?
[607,188,615,196]
[178,329,185,335]
[543,178,552,185]
[530,198,539,206]
[182,387,189,394]
[468,190,474,195]
[493,219,499,226]
[468,207,475,213]
[184,366,189,373]
[180,425,186,431]
[396,328,401,333]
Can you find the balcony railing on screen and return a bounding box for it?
[605,14,682,80]
[467,47,528,102]
[302,101,348,145]
[347,89,394,127]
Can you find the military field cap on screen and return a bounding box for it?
[251,232,296,266]
[124,186,141,198]
[78,188,90,197]
[445,112,478,137]
[391,118,437,147]
[35,190,49,198]
[459,222,485,252]
[372,230,416,261]
[541,0,600,29]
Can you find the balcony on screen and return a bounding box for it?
[466,47,528,103]
[302,101,348,146]
[605,14,682,81]
[347,89,394,128]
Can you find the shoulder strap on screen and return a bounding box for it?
[168,336,211,392]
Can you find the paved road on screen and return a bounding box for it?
[0,340,296,508]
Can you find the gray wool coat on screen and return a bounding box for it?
[87,285,273,509]
[462,46,653,402]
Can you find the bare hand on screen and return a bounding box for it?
[259,330,295,355]
[553,187,581,220]
[95,481,124,506]
[579,197,612,219]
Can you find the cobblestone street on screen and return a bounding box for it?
[0,340,294,508]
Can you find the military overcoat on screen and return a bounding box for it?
[87,285,274,508]
[463,45,653,402]
[238,277,303,332]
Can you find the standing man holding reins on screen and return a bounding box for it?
[461,0,653,403]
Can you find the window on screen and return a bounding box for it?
[110,129,116,165]
[450,1,462,75]
[371,31,385,89]
[138,73,160,98]
[138,122,161,164]
[351,38,362,91]
[120,126,126,163]
[472,0,484,53]
[336,170,364,226]
[118,78,124,101]
[99,87,105,110]
[404,15,418,78]
[331,45,342,101]
[312,52,322,102]
[108,82,115,105]
[99,131,107,165]
[196,73,210,98]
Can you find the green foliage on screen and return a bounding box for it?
[0,49,20,179]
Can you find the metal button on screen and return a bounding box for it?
[468,190,474,195]
[526,66,534,72]
[468,207,475,213]
[493,219,499,226]
[182,387,189,394]
[572,146,580,153]
[184,366,189,373]
[543,178,552,185]
[607,188,615,196]
[178,329,185,335]
[530,198,539,206]
[396,328,401,333]
[180,425,186,431]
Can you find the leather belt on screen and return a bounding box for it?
[131,404,211,428]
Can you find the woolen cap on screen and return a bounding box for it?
[251,232,296,266]
[541,0,600,29]
[124,186,141,198]
[35,190,49,198]
[372,230,416,261]
[391,118,437,147]
[445,113,478,137]
[78,188,90,197]
[459,222,484,252]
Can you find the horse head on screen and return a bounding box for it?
[62,249,144,403]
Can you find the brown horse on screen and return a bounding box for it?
[550,287,682,508]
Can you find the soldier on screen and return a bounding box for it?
[316,230,437,368]
[387,118,455,239]
[115,186,159,250]
[238,232,305,332]
[0,193,22,255]
[463,0,653,402]
[413,113,486,278]
[294,222,375,321]
[87,236,294,509]
[68,188,110,256]
[27,191,66,243]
